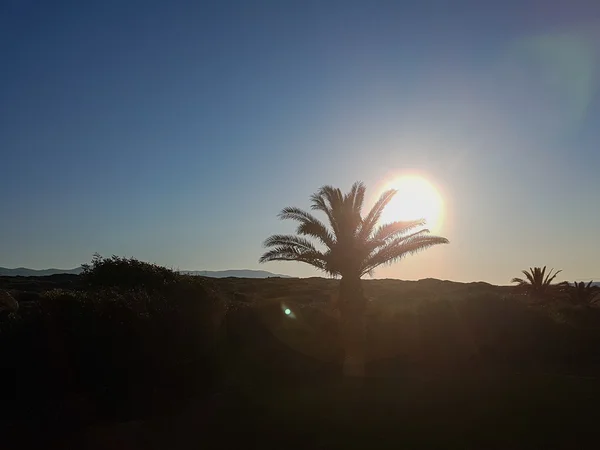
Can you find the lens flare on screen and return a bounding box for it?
[281,303,296,319]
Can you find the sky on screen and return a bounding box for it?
[1,0,599,284]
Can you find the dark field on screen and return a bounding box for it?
[2,274,600,449]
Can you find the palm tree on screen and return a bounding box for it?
[565,281,600,306]
[259,182,449,379]
[511,266,565,301]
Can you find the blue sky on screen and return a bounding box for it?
[1,0,599,284]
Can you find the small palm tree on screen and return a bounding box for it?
[511,266,565,301]
[565,281,600,306]
[259,182,449,378]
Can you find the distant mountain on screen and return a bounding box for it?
[181,269,293,279]
[0,266,291,279]
[0,267,83,277]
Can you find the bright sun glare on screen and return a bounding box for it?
[380,175,444,233]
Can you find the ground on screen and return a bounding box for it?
[63,374,600,450]
[2,275,600,449]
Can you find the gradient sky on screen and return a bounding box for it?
[1,0,599,284]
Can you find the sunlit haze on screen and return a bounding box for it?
[1,0,599,285]
[378,175,444,234]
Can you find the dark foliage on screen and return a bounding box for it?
[0,273,226,442]
[511,266,566,301]
[3,271,600,448]
[80,254,180,291]
[563,281,600,306]
[0,274,80,293]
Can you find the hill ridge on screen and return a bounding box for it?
[0,266,292,279]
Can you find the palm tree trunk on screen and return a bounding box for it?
[339,276,366,382]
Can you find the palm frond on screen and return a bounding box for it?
[278,207,334,248]
[318,185,344,217]
[539,266,546,282]
[345,181,366,216]
[278,206,320,223]
[358,188,397,240]
[262,234,319,251]
[343,182,366,235]
[323,185,360,239]
[544,268,561,285]
[259,247,328,270]
[310,186,343,238]
[373,219,427,242]
[259,235,330,273]
[523,269,535,285]
[361,235,449,275]
[365,228,431,258]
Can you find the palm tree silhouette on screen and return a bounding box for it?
[566,281,600,306]
[259,182,449,379]
[511,266,565,301]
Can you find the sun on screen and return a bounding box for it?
[379,175,444,233]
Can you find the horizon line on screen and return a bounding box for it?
[1,265,597,283]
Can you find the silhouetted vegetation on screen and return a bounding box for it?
[81,253,180,291]
[2,257,600,448]
[260,182,448,377]
[511,266,566,301]
[564,281,600,306]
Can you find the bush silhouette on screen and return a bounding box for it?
[81,254,179,291]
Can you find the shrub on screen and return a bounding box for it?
[0,273,228,424]
[81,254,179,291]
